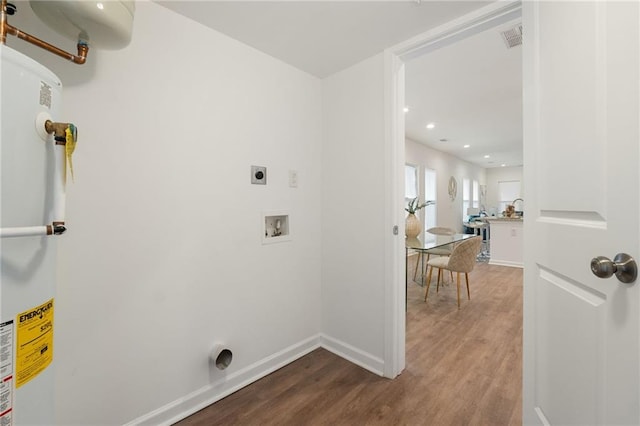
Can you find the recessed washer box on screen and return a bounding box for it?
[262,211,290,244]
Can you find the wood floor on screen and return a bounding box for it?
[177,259,523,425]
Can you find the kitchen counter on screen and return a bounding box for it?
[482,217,523,268]
[482,216,523,222]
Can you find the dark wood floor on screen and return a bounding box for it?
[177,259,523,425]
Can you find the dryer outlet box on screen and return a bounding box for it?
[251,166,267,184]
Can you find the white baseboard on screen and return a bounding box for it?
[320,334,384,376]
[488,259,523,268]
[125,334,384,425]
[126,335,322,426]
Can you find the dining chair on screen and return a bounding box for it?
[424,236,482,308]
[413,226,456,282]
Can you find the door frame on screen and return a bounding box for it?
[383,0,523,378]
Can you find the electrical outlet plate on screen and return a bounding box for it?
[251,165,267,185]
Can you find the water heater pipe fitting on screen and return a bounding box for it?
[0,119,71,238]
[44,120,69,226]
[0,0,89,64]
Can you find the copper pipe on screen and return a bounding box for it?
[1,0,8,45]
[6,24,88,64]
[0,0,88,64]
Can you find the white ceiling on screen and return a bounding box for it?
[405,18,523,168]
[156,1,490,78]
[156,1,521,169]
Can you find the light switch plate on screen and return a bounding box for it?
[251,165,267,185]
[289,170,298,188]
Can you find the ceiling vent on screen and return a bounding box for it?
[500,24,522,48]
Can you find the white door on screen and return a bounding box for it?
[523,1,639,425]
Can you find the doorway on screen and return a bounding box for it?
[384,0,523,379]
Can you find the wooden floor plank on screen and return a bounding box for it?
[176,259,523,425]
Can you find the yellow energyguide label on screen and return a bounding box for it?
[15,299,54,388]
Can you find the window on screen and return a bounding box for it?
[472,180,479,209]
[462,178,470,218]
[405,164,418,201]
[498,180,521,212]
[424,168,437,242]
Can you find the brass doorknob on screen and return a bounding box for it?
[590,253,637,284]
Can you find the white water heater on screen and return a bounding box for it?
[30,1,135,49]
[0,44,62,425]
[0,2,134,424]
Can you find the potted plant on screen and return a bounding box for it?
[405,197,435,238]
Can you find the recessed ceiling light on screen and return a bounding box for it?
[484,155,491,159]
[463,144,470,148]
[501,164,506,167]
[403,107,409,113]
[426,123,435,129]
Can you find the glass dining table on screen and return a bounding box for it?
[405,233,473,305]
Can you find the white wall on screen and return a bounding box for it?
[405,138,486,232]
[321,54,387,373]
[8,2,323,425]
[485,166,524,213]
